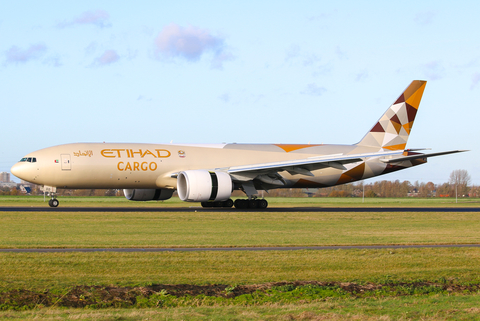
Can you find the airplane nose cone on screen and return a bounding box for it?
[11,163,27,181]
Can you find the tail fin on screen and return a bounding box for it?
[356,80,427,151]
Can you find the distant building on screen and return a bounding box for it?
[0,172,10,183]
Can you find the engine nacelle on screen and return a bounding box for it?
[177,170,232,202]
[123,188,174,201]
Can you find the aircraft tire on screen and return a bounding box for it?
[223,199,234,208]
[233,199,268,209]
[201,199,234,208]
[49,199,59,208]
[234,199,246,209]
[257,199,268,209]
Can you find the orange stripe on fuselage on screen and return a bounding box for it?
[274,144,321,152]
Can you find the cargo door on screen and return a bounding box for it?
[61,154,71,170]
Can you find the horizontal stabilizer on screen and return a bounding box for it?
[380,150,468,164]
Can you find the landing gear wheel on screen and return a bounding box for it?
[257,199,268,209]
[234,199,268,209]
[223,199,234,208]
[234,199,246,209]
[49,198,59,208]
[201,199,234,208]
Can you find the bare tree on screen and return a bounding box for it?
[449,169,471,197]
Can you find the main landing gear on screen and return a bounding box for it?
[200,198,268,209]
[201,199,234,208]
[234,198,268,209]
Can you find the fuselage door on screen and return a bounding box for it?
[61,154,71,170]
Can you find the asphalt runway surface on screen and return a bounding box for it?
[1,206,480,212]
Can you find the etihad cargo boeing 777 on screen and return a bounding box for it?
[11,81,466,208]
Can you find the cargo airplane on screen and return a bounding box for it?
[11,80,465,208]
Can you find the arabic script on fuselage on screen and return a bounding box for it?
[73,150,93,157]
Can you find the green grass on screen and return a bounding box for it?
[1,198,480,319]
[1,249,480,319]
[2,295,480,320]
[1,195,479,207]
[1,210,480,248]
[1,248,480,290]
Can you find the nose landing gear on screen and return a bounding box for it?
[48,197,59,207]
[42,186,59,208]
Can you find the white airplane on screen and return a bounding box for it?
[11,81,465,208]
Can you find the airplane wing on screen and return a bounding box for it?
[221,150,467,185]
[222,150,403,184]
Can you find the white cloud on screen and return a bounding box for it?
[94,50,120,66]
[355,70,368,82]
[211,51,234,70]
[422,61,445,80]
[58,10,110,28]
[308,13,329,22]
[285,44,300,61]
[154,23,233,68]
[44,55,62,67]
[414,11,436,26]
[5,43,47,64]
[219,93,230,103]
[471,73,480,90]
[301,83,327,96]
[303,54,321,67]
[137,95,152,102]
[335,46,347,60]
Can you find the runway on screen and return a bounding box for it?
[1,206,480,212]
[1,244,480,253]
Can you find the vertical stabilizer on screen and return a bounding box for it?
[356,80,427,150]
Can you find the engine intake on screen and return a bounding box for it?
[177,170,232,202]
[124,188,174,201]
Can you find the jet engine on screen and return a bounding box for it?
[123,188,174,201]
[177,170,232,202]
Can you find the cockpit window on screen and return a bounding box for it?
[19,157,36,163]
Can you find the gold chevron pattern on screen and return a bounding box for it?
[357,80,426,151]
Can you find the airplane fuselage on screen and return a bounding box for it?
[11,142,417,190]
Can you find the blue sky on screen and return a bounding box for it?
[1,1,478,184]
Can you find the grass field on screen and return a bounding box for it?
[1,196,480,320]
[1,210,480,248]
[2,248,480,289]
